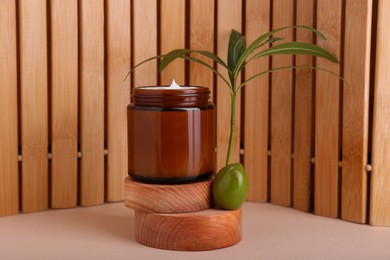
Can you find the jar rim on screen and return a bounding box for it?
[133,85,210,95]
[132,85,211,108]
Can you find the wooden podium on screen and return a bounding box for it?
[124,177,242,251]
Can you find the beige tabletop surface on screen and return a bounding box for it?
[0,201,390,260]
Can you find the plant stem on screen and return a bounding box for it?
[225,92,236,166]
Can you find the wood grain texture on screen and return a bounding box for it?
[341,0,372,224]
[314,0,342,218]
[135,208,242,251]
[0,0,19,216]
[133,0,157,87]
[270,0,294,206]
[293,0,314,212]
[124,177,212,213]
[370,0,390,226]
[50,0,78,209]
[106,0,131,202]
[244,0,270,202]
[216,0,242,171]
[79,0,105,206]
[19,0,49,213]
[1,0,383,224]
[160,0,185,85]
[189,0,215,100]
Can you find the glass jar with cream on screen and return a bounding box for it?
[128,80,215,184]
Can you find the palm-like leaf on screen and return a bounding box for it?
[159,49,229,72]
[233,25,327,79]
[159,49,191,71]
[192,50,229,69]
[255,37,285,49]
[237,65,346,93]
[244,42,338,68]
[127,26,342,167]
[181,55,231,89]
[227,30,246,82]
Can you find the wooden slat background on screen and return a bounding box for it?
[0,0,19,217]
[370,0,390,226]
[314,0,343,218]
[270,0,294,207]
[244,0,270,202]
[19,0,49,213]
[105,0,131,202]
[132,0,157,87]
[293,0,314,212]
[189,0,215,99]
[79,0,105,206]
[1,0,389,226]
[160,0,185,85]
[342,0,372,224]
[50,0,78,209]
[216,0,242,170]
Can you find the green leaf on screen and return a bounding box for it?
[159,49,191,71]
[236,65,347,93]
[158,49,231,88]
[234,25,327,81]
[250,42,339,63]
[227,30,246,76]
[156,48,232,89]
[233,37,284,73]
[158,49,229,71]
[124,54,165,82]
[191,50,229,69]
[255,37,285,50]
[181,55,232,90]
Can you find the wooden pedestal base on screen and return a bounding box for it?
[135,208,242,251]
[124,177,213,213]
[124,177,242,251]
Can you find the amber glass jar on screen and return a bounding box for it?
[128,86,215,184]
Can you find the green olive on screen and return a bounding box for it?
[212,163,248,210]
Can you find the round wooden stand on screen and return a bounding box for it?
[124,176,242,251]
[135,208,242,251]
[124,177,213,213]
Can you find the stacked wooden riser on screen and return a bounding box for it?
[124,177,241,251]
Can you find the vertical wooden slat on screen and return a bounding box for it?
[293,0,314,212]
[270,0,294,206]
[79,0,105,206]
[133,0,157,87]
[19,0,49,213]
[189,0,214,99]
[341,0,372,224]
[106,0,131,202]
[50,0,78,209]
[314,0,342,218]
[0,0,19,216]
[370,0,390,226]
[216,0,242,171]
[244,0,270,202]
[160,0,185,85]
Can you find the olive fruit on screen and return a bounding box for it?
[212,163,248,210]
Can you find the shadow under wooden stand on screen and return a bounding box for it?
[124,177,242,251]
